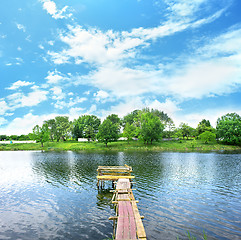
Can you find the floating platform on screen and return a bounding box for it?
[97,165,147,240]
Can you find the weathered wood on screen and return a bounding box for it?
[97,165,146,240]
[97,175,135,180]
[116,201,137,240]
[131,200,146,239]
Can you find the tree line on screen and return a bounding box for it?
[1,110,241,147]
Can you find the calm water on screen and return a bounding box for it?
[0,151,240,240]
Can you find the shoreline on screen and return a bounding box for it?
[0,140,241,153]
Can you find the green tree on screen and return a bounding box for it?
[199,131,216,144]
[106,114,121,125]
[55,116,71,141]
[32,123,49,147]
[0,135,8,141]
[123,110,140,128]
[96,119,119,147]
[138,112,164,144]
[179,123,195,140]
[44,119,56,141]
[10,135,18,140]
[83,115,101,141]
[18,134,31,140]
[72,117,85,140]
[149,108,170,123]
[164,118,176,138]
[216,113,241,145]
[197,119,215,136]
[72,115,101,141]
[123,123,136,143]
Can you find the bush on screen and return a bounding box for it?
[199,131,216,144]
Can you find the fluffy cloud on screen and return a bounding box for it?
[44,1,230,104]
[68,107,85,118]
[45,70,66,84]
[52,96,87,109]
[175,107,241,128]
[16,23,26,32]
[167,26,241,99]
[50,86,66,100]
[0,100,10,115]
[97,97,180,120]
[7,89,48,109]
[41,0,72,19]
[167,60,238,99]
[93,90,110,102]
[89,64,162,97]
[48,26,146,65]
[0,117,7,126]
[48,6,223,67]
[0,113,57,135]
[7,80,34,90]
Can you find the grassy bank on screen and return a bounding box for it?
[0,139,240,152]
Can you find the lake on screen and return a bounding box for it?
[0,151,240,240]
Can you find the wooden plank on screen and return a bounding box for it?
[98,172,131,176]
[131,200,146,239]
[117,193,130,201]
[97,166,132,171]
[116,201,137,240]
[97,175,135,180]
[116,178,131,190]
[123,202,129,240]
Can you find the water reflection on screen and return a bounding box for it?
[0,151,241,240]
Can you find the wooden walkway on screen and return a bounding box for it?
[97,165,147,240]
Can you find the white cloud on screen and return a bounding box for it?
[94,90,109,102]
[175,107,241,128]
[41,0,72,19]
[0,34,7,39]
[146,99,181,117]
[50,86,66,100]
[167,60,239,99]
[0,113,57,135]
[89,104,97,113]
[16,23,26,32]
[45,69,66,84]
[52,95,87,109]
[0,117,7,126]
[97,97,179,119]
[39,44,44,50]
[198,27,241,60]
[164,26,241,99]
[165,0,207,17]
[51,25,241,103]
[84,90,90,95]
[68,107,85,118]
[0,100,10,115]
[90,64,162,97]
[7,80,34,90]
[47,50,70,64]
[7,89,48,109]
[44,2,228,102]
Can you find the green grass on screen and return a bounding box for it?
[0,139,240,152]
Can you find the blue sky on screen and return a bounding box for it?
[1,0,241,135]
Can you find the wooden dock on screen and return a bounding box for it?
[97,165,147,240]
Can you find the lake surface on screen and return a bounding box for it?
[0,151,240,240]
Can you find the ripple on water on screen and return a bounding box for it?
[0,151,241,240]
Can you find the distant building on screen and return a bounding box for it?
[78,138,89,142]
[0,140,36,144]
